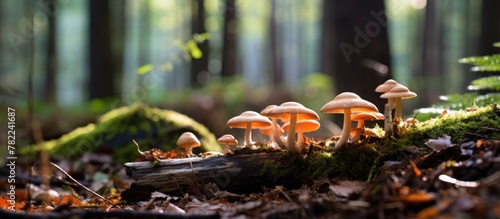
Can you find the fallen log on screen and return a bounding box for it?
[121,150,293,201]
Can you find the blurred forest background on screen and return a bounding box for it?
[0,0,499,144]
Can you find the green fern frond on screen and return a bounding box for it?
[459,54,500,72]
[470,65,500,72]
[469,76,500,91]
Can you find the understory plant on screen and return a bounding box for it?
[430,43,500,112]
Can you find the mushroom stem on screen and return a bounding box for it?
[223,144,232,154]
[271,118,284,149]
[185,147,193,156]
[352,120,365,143]
[334,108,352,150]
[287,114,298,152]
[383,103,393,137]
[395,97,403,119]
[295,126,304,151]
[244,122,253,147]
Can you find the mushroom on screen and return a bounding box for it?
[177,132,201,156]
[375,79,399,136]
[227,111,272,147]
[260,125,284,150]
[320,92,378,150]
[351,112,384,142]
[282,119,320,151]
[217,134,238,154]
[380,84,417,119]
[260,105,285,148]
[260,102,319,152]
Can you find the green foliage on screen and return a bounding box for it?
[22,103,221,163]
[136,64,154,75]
[458,54,500,72]
[136,33,209,75]
[419,43,500,117]
[470,76,500,91]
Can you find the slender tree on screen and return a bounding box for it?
[89,0,115,99]
[44,0,57,103]
[419,1,444,107]
[221,0,237,77]
[270,0,282,85]
[190,0,209,87]
[479,0,500,56]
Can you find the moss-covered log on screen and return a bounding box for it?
[121,146,383,202]
[22,103,221,162]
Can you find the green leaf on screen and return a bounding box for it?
[137,64,154,75]
[469,76,500,91]
[494,42,500,48]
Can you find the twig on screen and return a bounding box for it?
[168,173,184,196]
[187,154,202,196]
[33,162,114,205]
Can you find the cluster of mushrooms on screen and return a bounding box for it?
[175,79,416,156]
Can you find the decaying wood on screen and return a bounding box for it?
[121,150,287,201]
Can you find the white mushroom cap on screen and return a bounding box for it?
[261,102,319,122]
[177,132,201,156]
[217,134,238,154]
[217,134,238,145]
[380,84,417,99]
[375,79,399,93]
[320,92,378,114]
[227,111,272,129]
[227,111,272,147]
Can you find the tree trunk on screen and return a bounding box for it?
[44,0,56,103]
[221,0,237,77]
[89,0,115,99]
[322,0,392,121]
[110,0,126,93]
[270,0,282,85]
[190,0,209,87]
[419,1,444,107]
[479,0,500,56]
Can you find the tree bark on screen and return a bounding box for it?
[419,1,444,107]
[44,0,56,103]
[190,0,209,87]
[89,0,115,99]
[270,0,282,85]
[221,0,237,77]
[479,0,500,56]
[122,151,289,201]
[322,0,392,122]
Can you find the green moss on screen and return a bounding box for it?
[22,103,220,162]
[260,145,382,186]
[398,104,500,147]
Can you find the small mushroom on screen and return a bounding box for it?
[380,84,417,119]
[320,92,378,150]
[260,125,284,150]
[376,79,399,136]
[282,119,320,151]
[260,102,319,152]
[217,134,238,154]
[351,112,384,142]
[177,132,201,156]
[227,111,272,147]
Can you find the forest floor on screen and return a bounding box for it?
[1,107,500,219]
